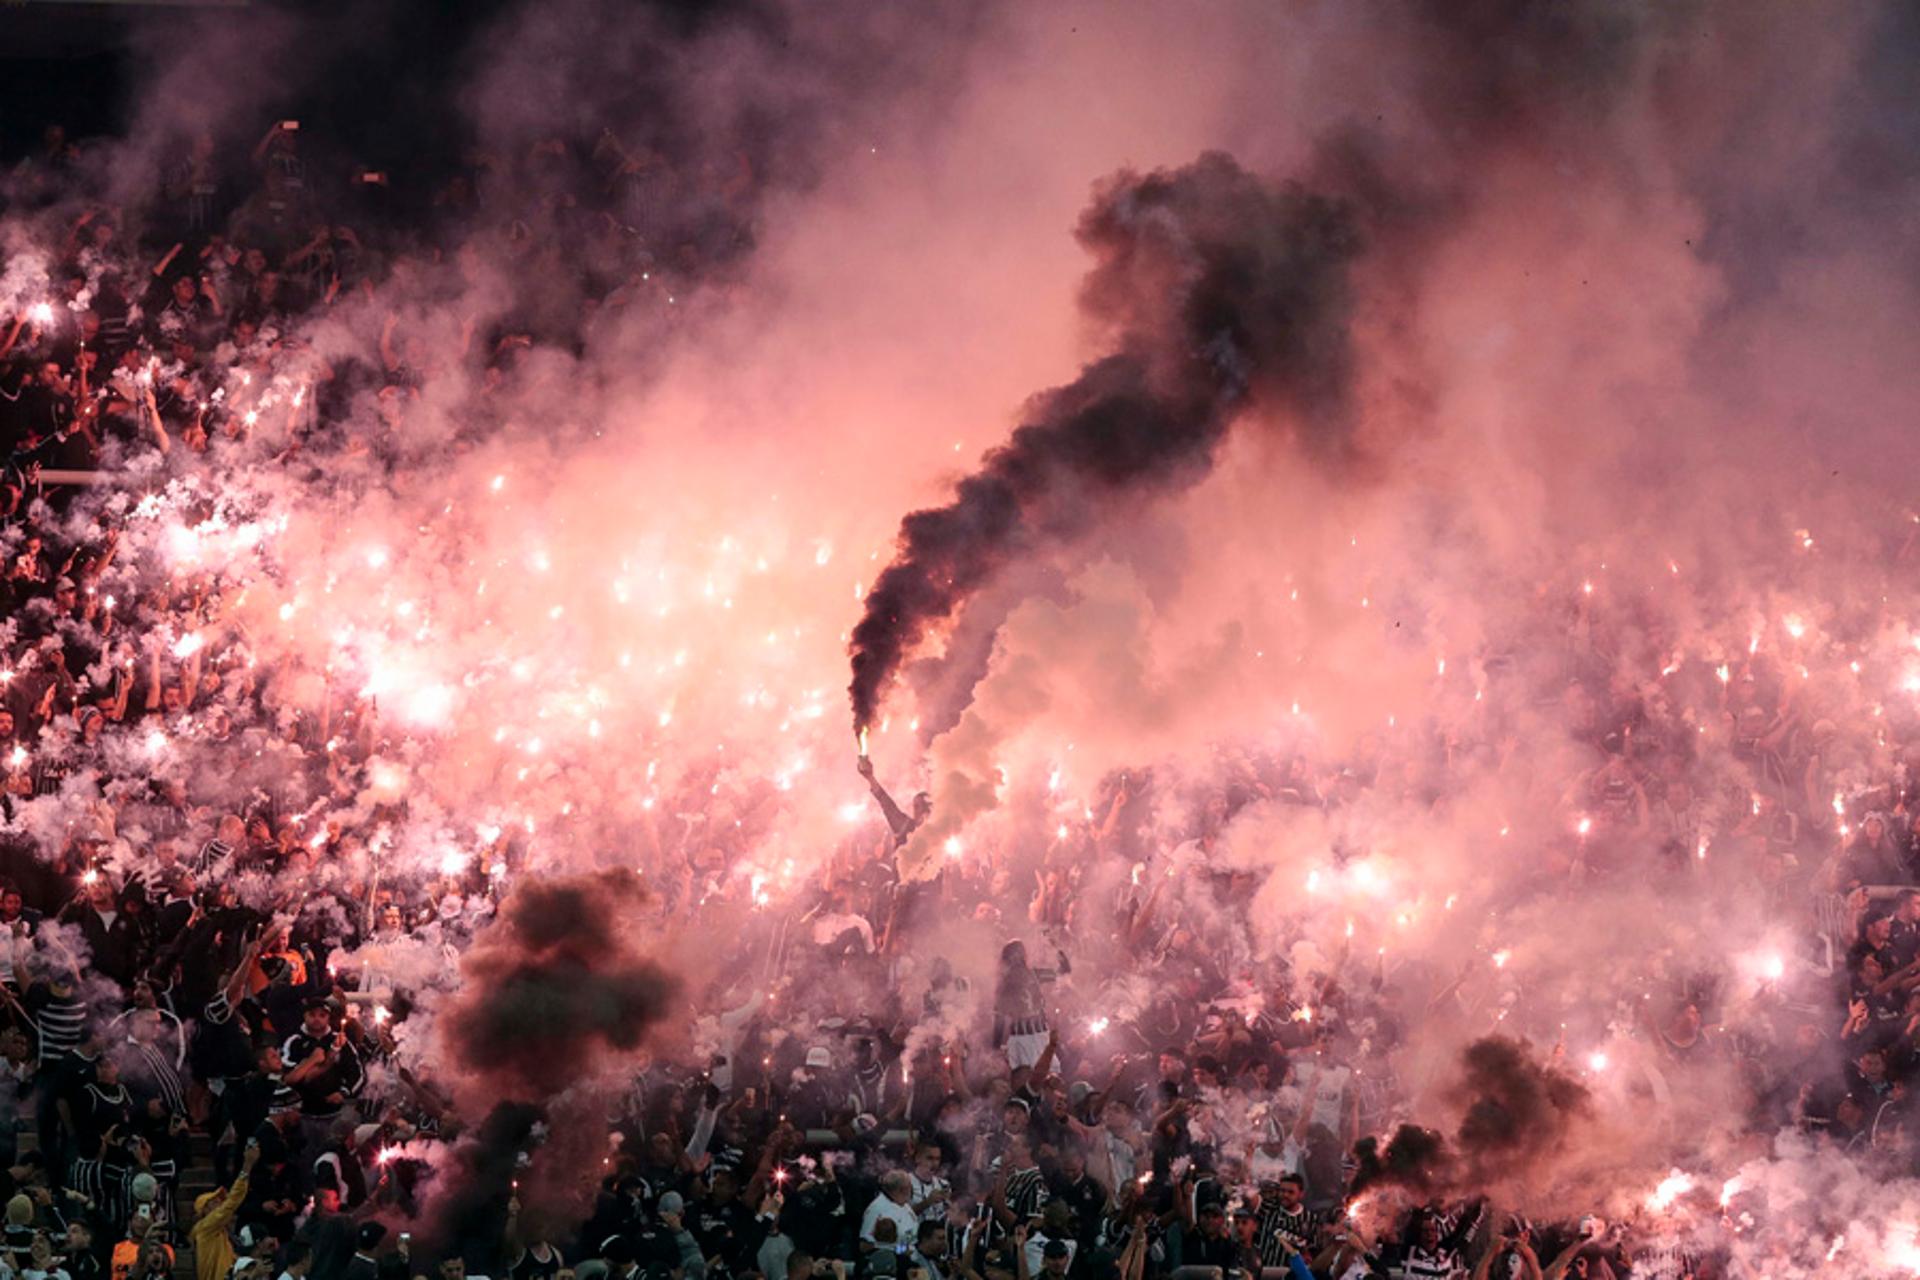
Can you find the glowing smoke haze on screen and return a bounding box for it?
[8,0,1920,1266]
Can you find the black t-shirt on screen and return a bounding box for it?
[279,1029,363,1117]
[628,1224,684,1280]
[73,1081,133,1151]
[1048,1174,1105,1246]
[1183,1227,1243,1272]
[509,1244,563,1280]
[691,1197,760,1272]
[780,1179,846,1258]
[1889,918,1920,971]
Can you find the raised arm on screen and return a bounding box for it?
[1542,1237,1586,1280]
[152,242,185,280]
[856,756,914,836]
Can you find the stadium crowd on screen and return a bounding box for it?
[0,111,1915,1280]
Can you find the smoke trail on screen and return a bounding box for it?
[1451,1035,1590,1184]
[442,869,682,1100]
[847,151,1364,731]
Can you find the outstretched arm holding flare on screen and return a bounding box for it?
[855,754,919,839]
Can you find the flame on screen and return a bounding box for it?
[1646,1170,1695,1212]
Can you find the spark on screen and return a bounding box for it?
[1586,1051,1609,1072]
[1491,949,1511,969]
[1087,1017,1110,1035]
[29,303,53,325]
[943,836,962,858]
[1783,614,1806,639]
[1576,815,1592,837]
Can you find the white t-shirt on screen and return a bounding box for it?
[1023,1235,1077,1276]
[860,1194,919,1246]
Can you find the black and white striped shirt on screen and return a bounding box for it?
[1398,1245,1467,1280]
[27,990,86,1065]
[1005,1166,1049,1221]
[1256,1205,1322,1266]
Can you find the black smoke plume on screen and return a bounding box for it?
[1349,1123,1453,1197]
[1451,1035,1590,1183]
[444,868,682,1099]
[847,151,1365,731]
[432,1100,547,1265]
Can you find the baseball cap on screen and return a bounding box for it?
[805,1047,832,1069]
[1042,1240,1071,1259]
[658,1191,685,1215]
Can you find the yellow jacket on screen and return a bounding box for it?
[191,1172,251,1280]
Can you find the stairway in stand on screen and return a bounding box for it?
[14,1117,221,1280]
